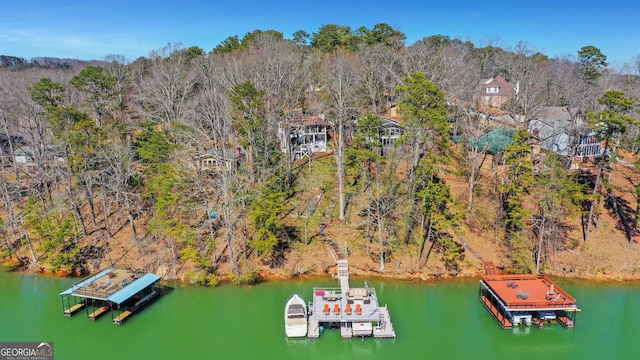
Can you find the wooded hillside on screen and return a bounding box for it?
[1,25,639,283]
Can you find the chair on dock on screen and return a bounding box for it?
[334,303,340,315]
[356,304,362,315]
[323,303,330,315]
[346,303,352,315]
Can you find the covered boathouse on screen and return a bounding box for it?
[479,272,580,329]
[59,268,162,325]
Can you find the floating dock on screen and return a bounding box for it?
[63,302,85,317]
[59,268,163,325]
[479,267,580,329]
[306,259,395,339]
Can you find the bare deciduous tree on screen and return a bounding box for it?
[318,50,363,220]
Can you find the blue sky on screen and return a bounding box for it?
[1,0,638,67]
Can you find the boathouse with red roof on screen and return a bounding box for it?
[479,269,580,329]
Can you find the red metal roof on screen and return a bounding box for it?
[481,274,578,310]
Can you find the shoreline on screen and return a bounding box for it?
[258,268,640,283]
[5,263,640,284]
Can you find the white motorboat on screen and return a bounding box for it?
[285,294,307,337]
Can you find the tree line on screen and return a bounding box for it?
[0,24,639,283]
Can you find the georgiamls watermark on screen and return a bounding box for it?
[0,342,54,360]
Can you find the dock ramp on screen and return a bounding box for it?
[337,259,349,294]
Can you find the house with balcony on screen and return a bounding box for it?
[527,106,603,162]
[279,113,330,159]
[380,117,403,148]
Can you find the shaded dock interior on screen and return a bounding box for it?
[59,268,164,325]
[307,259,395,339]
[478,263,580,329]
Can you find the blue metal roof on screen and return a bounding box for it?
[59,268,114,296]
[107,273,161,304]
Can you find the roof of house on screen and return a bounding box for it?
[534,107,581,122]
[480,75,517,96]
[381,117,402,128]
[529,107,585,136]
[291,115,330,126]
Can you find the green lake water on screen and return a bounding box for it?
[1,270,640,359]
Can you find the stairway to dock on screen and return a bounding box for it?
[483,261,498,275]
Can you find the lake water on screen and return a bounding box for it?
[1,270,640,359]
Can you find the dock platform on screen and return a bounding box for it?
[340,322,352,338]
[113,311,132,325]
[302,259,395,339]
[557,315,574,328]
[63,302,85,317]
[374,306,396,338]
[307,314,320,338]
[88,305,110,320]
[479,272,580,329]
[59,268,163,325]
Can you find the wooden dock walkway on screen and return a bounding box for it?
[308,314,320,338]
[113,311,132,325]
[481,296,513,329]
[340,322,352,338]
[337,260,350,294]
[557,316,574,328]
[63,302,85,317]
[533,317,545,328]
[374,306,396,338]
[88,306,110,320]
[483,261,498,275]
